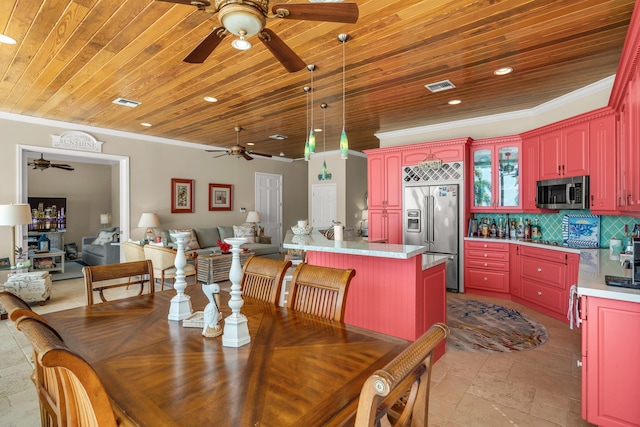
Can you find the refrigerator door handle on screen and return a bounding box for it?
[423,195,429,244]
[429,195,435,244]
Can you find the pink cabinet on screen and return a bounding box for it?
[617,69,640,211]
[464,240,510,294]
[470,137,522,212]
[521,135,542,212]
[589,110,619,214]
[580,296,640,426]
[367,151,402,211]
[368,209,402,244]
[539,122,589,180]
[509,244,521,296]
[401,138,470,165]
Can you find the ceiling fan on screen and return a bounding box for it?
[27,154,75,171]
[157,0,359,72]
[206,126,273,160]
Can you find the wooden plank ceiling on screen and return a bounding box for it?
[0,0,635,159]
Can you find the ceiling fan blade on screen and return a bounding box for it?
[156,0,212,6]
[51,164,75,171]
[271,2,358,23]
[249,151,272,158]
[258,29,306,73]
[205,148,231,153]
[213,153,230,158]
[184,27,227,63]
[241,152,254,161]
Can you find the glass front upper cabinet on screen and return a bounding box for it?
[471,141,521,211]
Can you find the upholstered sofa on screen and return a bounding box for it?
[159,226,280,259]
[81,227,121,266]
[0,271,52,318]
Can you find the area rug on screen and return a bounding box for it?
[50,260,86,282]
[446,297,548,353]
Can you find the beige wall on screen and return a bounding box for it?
[0,116,308,259]
[28,161,113,248]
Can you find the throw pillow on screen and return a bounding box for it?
[64,242,78,260]
[194,227,220,249]
[92,230,116,245]
[217,226,234,241]
[168,229,201,250]
[233,225,255,244]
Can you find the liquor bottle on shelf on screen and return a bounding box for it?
[524,219,531,239]
[516,217,524,238]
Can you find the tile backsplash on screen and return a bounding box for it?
[473,210,639,248]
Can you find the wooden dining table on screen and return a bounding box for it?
[42,285,410,427]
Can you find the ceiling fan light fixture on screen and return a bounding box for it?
[219,5,265,37]
[231,30,252,50]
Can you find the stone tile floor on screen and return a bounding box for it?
[0,278,594,426]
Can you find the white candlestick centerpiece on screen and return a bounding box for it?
[168,231,193,321]
[222,237,251,347]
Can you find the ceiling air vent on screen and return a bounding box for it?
[269,134,288,140]
[112,97,141,108]
[424,80,456,93]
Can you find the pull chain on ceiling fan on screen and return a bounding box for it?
[156,0,358,72]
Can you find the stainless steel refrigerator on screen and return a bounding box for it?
[404,185,459,292]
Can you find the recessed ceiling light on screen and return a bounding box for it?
[269,134,287,140]
[448,99,462,105]
[204,96,218,103]
[247,142,255,146]
[494,67,513,76]
[314,128,323,132]
[141,122,152,127]
[279,152,285,157]
[0,34,17,45]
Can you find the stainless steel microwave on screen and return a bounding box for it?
[536,176,589,210]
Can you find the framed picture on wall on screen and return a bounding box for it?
[171,178,194,213]
[209,183,232,211]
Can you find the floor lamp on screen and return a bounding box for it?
[0,204,32,268]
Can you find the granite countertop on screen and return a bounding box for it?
[422,253,449,270]
[464,236,582,254]
[577,249,640,303]
[283,230,428,260]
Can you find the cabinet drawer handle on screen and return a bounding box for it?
[537,268,542,272]
[483,244,487,248]
[484,254,488,257]
[537,291,542,296]
[484,277,488,281]
[484,263,488,267]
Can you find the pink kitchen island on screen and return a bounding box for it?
[284,230,448,358]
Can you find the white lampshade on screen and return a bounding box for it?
[361,209,368,220]
[246,211,261,223]
[0,204,32,226]
[137,212,160,228]
[100,213,111,225]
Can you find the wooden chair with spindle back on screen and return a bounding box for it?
[286,263,355,322]
[352,322,450,427]
[16,316,121,427]
[239,256,292,304]
[83,260,155,306]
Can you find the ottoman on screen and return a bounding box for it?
[0,271,52,319]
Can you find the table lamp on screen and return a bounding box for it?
[100,213,111,227]
[137,212,160,242]
[0,204,32,268]
[245,211,261,237]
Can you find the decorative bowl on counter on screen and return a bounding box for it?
[291,224,313,235]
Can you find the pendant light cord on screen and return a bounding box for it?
[342,38,346,130]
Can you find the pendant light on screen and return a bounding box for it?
[318,103,332,180]
[338,33,350,160]
[307,64,316,153]
[303,86,311,161]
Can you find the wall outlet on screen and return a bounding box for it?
[240,207,246,213]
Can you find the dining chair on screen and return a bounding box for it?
[286,263,356,322]
[83,260,155,306]
[239,256,292,304]
[16,316,120,427]
[121,241,146,289]
[0,290,48,323]
[143,244,197,290]
[352,322,450,427]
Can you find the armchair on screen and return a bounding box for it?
[81,227,120,266]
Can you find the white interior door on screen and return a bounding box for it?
[255,172,283,250]
[311,183,337,229]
